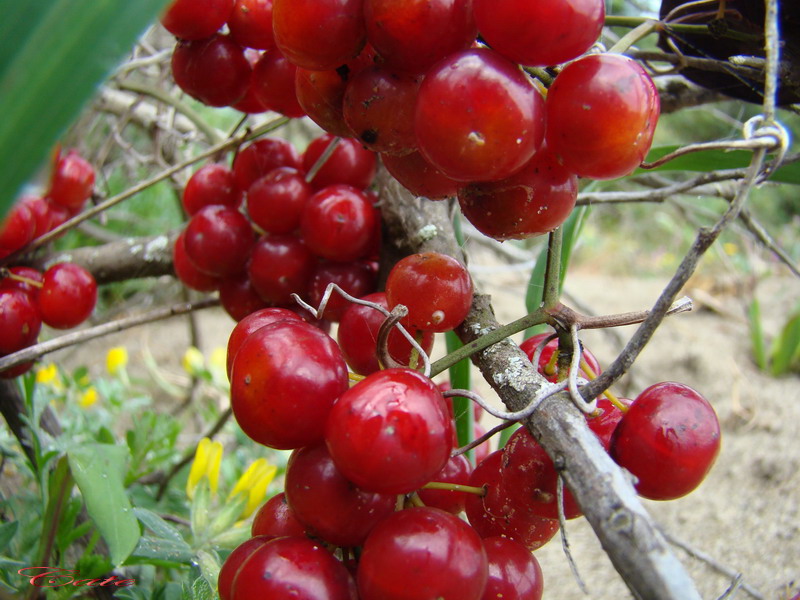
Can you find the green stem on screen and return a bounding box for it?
[542,228,563,309]
[422,482,485,496]
[430,307,550,377]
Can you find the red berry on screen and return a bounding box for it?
[481,536,544,600]
[19,195,52,239]
[415,48,545,182]
[357,507,488,600]
[457,146,578,241]
[48,150,95,212]
[385,252,473,332]
[364,0,477,74]
[172,230,221,292]
[0,202,35,255]
[302,134,377,190]
[545,53,660,180]
[38,263,97,330]
[251,49,306,118]
[325,368,454,494]
[417,453,473,515]
[0,267,43,300]
[300,185,378,262]
[246,167,312,235]
[218,536,270,600]
[227,0,275,50]
[182,163,241,216]
[336,292,435,375]
[473,0,604,67]
[231,536,357,600]
[247,234,315,305]
[272,0,366,71]
[0,289,42,355]
[342,66,421,154]
[161,0,233,40]
[219,273,268,321]
[226,306,302,379]
[232,138,302,192]
[306,261,377,322]
[381,150,459,200]
[251,493,307,539]
[586,397,628,451]
[610,382,721,500]
[230,320,348,449]
[183,205,254,277]
[171,34,251,107]
[519,332,602,383]
[284,444,396,547]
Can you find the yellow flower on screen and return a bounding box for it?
[228,458,278,519]
[182,346,205,376]
[35,364,63,391]
[106,347,128,376]
[78,387,98,409]
[186,437,223,499]
[723,242,738,256]
[210,347,226,373]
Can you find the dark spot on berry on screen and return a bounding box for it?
[361,129,378,144]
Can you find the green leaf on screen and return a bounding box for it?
[636,146,800,185]
[769,310,800,376]
[129,536,194,565]
[748,299,768,371]
[0,522,18,552]
[133,508,187,545]
[35,455,73,565]
[445,331,473,462]
[67,443,140,566]
[0,0,172,216]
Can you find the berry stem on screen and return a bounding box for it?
[0,269,43,288]
[305,135,341,183]
[421,481,485,496]
[581,360,629,413]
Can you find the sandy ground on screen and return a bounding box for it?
[52,253,800,600]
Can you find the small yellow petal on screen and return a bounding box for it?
[187,438,211,499]
[77,387,98,409]
[209,347,227,372]
[182,346,205,375]
[723,242,738,256]
[106,347,128,375]
[243,464,277,519]
[36,364,58,385]
[229,458,267,501]
[206,441,223,497]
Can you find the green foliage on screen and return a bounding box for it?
[748,298,800,376]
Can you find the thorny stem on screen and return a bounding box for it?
[0,297,219,373]
[1,116,290,266]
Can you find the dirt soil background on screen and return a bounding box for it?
[55,245,799,600]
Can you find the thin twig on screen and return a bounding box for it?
[0,298,219,373]
[738,208,800,278]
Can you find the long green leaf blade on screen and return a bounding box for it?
[0,0,171,216]
[748,299,768,371]
[770,310,800,376]
[68,443,140,565]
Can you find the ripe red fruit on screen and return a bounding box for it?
[48,150,95,212]
[38,263,97,330]
[251,49,306,118]
[381,150,459,200]
[519,332,602,383]
[464,451,559,551]
[272,0,366,71]
[161,0,233,40]
[251,493,307,539]
[227,0,275,50]
[385,252,473,332]
[364,0,477,74]
[171,34,251,107]
[232,138,302,191]
[611,382,721,500]
[182,205,254,277]
[0,289,42,355]
[284,443,396,547]
[19,195,53,239]
[0,267,43,300]
[218,273,267,321]
[482,536,544,600]
[302,134,377,190]
[182,163,240,216]
[417,453,473,515]
[457,146,578,241]
[246,167,312,235]
[325,368,454,494]
[229,320,349,449]
[231,536,357,600]
[226,307,302,379]
[0,202,35,256]
[336,291,435,375]
[357,507,488,600]
[473,0,604,67]
[300,185,378,262]
[342,66,420,154]
[247,234,316,305]
[586,397,628,451]
[415,48,545,182]
[545,53,660,180]
[306,261,377,322]
[172,230,221,292]
[218,536,270,600]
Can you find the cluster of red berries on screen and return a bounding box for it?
[173,134,381,323]
[0,150,99,378]
[1,149,95,259]
[160,0,660,242]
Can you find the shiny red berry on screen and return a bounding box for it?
[38,263,97,330]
